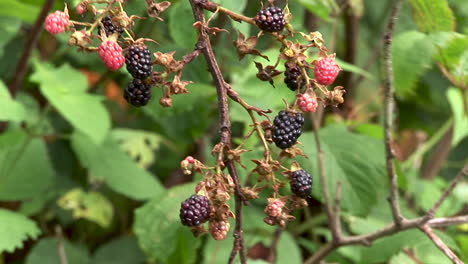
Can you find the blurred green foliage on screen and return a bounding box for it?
[0,0,466,263]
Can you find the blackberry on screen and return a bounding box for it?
[126,44,153,79]
[290,169,312,198]
[254,7,286,33]
[124,79,151,107]
[100,16,123,36]
[284,65,304,91]
[180,195,211,227]
[272,111,304,149]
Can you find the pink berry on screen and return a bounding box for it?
[298,93,318,113]
[76,3,87,15]
[45,11,70,34]
[314,57,341,85]
[185,156,195,164]
[265,198,284,217]
[98,40,125,71]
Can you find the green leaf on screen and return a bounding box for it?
[0,132,55,201]
[111,129,162,169]
[71,132,163,200]
[212,0,247,14]
[408,0,455,33]
[0,80,26,122]
[134,183,195,263]
[0,16,21,57]
[392,31,435,98]
[276,232,303,264]
[336,58,374,80]
[299,124,386,215]
[25,237,91,264]
[0,1,40,23]
[297,0,332,21]
[30,62,111,144]
[166,228,202,264]
[169,2,197,50]
[435,34,468,87]
[92,236,145,264]
[447,88,468,146]
[58,188,113,228]
[0,209,41,253]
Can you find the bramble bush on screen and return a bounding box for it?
[0,0,467,264]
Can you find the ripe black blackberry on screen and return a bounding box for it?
[126,44,153,79]
[272,110,304,149]
[124,79,151,107]
[284,65,304,91]
[180,195,211,227]
[100,16,123,36]
[290,169,312,198]
[254,7,286,32]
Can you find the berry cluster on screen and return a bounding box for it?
[98,40,126,71]
[284,65,304,91]
[180,195,211,227]
[45,11,70,34]
[272,111,304,149]
[254,7,286,33]
[314,57,341,85]
[101,16,124,37]
[297,93,318,113]
[290,169,313,198]
[126,44,153,80]
[124,79,152,107]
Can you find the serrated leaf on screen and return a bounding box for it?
[111,129,162,169]
[436,34,468,87]
[30,62,111,144]
[0,209,41,253]
[169,2,197,50]
[408,0,455,33]
[25,237,91,264]
[393,31,435,98]
[0,132,55,200]
[58,188,113,228]
[71,132,163,200]
[447,88,468,146]
[92,236,145,264]
[299,125,386,215]
[0,80,26,122]
[134,183,195,263]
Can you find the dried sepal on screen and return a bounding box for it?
[169,75,192,94]
[226,148,250,168]
[255,62,282,87]
[233,31,268,61]
[241,186,263,200]
[153,51,184,72]
[278,145,307,159]
[193,21,228,35]
[280,40,308,65]
[68,30,92,48]
[191,224,207,237]
[146,0,171,21]
[323,86,346,107]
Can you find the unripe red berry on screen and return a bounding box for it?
[98,40,125,71]
[297,93,318,113]
[314,57,341,85]
[45,11,70,34]
[264,198,285,217]
[76,3,87,15]
[209,220,230,240]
